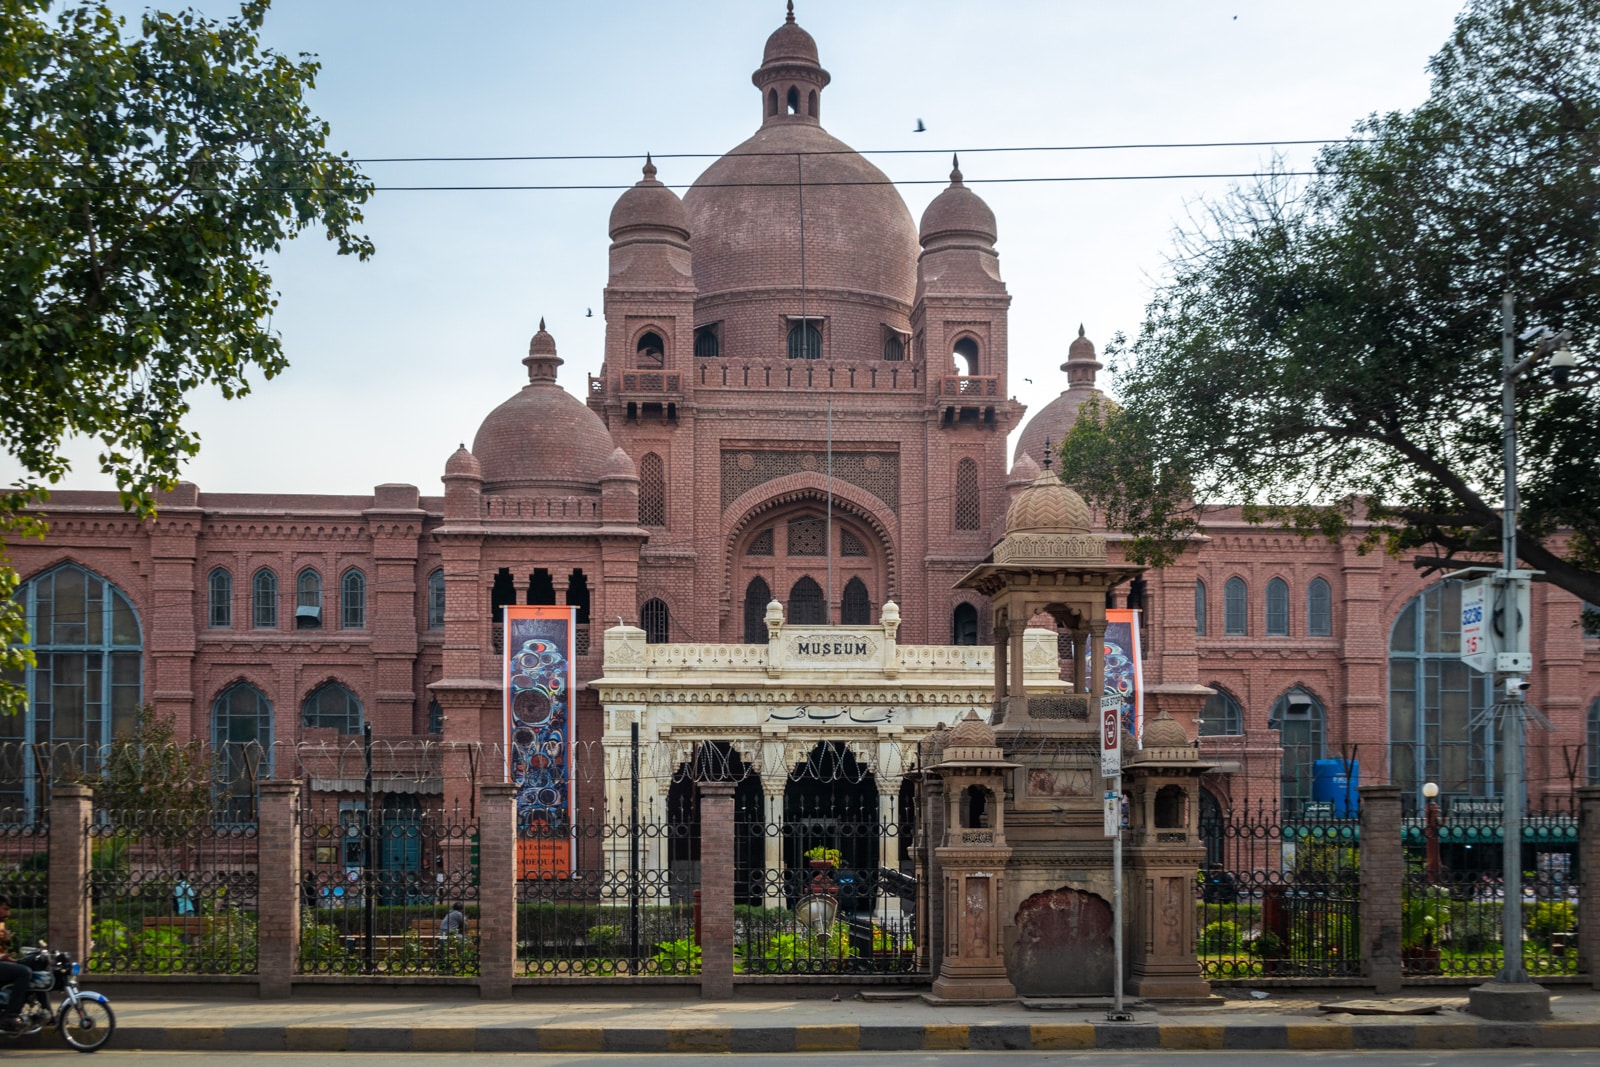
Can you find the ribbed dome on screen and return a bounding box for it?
[444,443,481,479]
[609,156,690,244]
[919,157,997,246]
[1141,712,1190,749]
[1004,469,1092,536]
[685,123,917,305]
[471,324,618,494]
[947,709,996,749]
[763,3,819,65]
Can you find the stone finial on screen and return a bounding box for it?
[950,153,963,185]
[523,318,563,383]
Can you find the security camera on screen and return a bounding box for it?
[1519,324,1552,343]
[1503,676,1530,698]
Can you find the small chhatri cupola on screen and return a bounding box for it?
[754,2,831,126]
[523,318,563,383]
[1064,324,1102,390]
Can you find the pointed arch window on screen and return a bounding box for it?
[636,331,665,369]
[954,457,980,530]
[743,577,772,644]
[953,337,979,375]
[341,569,366,630]
[787,319,822,360]
[212,682,272,822]
[427,568,446,630]
[302,682,363,735]
[1266,577,1289,636]
[639,453,666,527]
[1194,578,1207,636]
[952,603,979,646]
[566,569,591,624]
[1270,688,1326,814]
[841,578,871,625]
[642,598,670,644]
[694,324,720,358]
[252,569,278,629]
[296,568,322,630]
[208,567,233,629]
[1198,687,1243,736]
[1224,577,1248,635]
[1307,577,1332,636]
[788,576,826,625]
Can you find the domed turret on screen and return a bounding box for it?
[442,443,482,520]
[916,156,1004,304]
[444,443,481,480]
[609,156,691,248]
[472,321,619,494]
[1004,468,1092,537]
[1140,710,1191,750]
[753,2,830,127]
[919,156,997,248]
[1014,325,1109,468]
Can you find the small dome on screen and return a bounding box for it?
[1009,454,1041,487]
[472,323,619,494]
[1141,711,1190,749]
[601,446,638,480]
[1004,468,1092,536]
[763,2,819,65]
[1014,326,1110,468]
[946,709,996,749]
[444,443,481,479]
[919,156,997,246]
[609,156,690,243]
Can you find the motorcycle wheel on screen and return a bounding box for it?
[57,996,115,1053]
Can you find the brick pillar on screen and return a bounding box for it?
[477,782,517,999]
[698,782,736,999]
[256,780,301,999]
[1577,787,1600,989]
[920,772,946,978]
[1359,785,1403,993]
[47,784,92,963]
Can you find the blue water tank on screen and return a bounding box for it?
[1311,759,1359,817]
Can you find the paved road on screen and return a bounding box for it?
[3,1053,1599,1065]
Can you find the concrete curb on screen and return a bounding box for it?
[64,1020,1600,1052]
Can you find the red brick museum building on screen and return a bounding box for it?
[7,8,1599,820]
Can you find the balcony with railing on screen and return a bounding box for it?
[941,375,1000,398]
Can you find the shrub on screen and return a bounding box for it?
[652,937,701,974]
[1528,901,1575,946]
[1198,920,1242,953]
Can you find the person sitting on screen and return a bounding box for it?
[437,902,467,939]
[0,898,32,1032]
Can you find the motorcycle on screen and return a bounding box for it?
[2,944,115,1052]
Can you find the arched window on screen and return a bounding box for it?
[212,682,272,821]
[253,568,278,629]
[1266,577,1289,636]
[787,320,822,360]
[526,568,555,606]
[883,334,904,361]
[1585,601,1600,638]
[788,576,826,625]
[427,699,444,735]
[953,337,979,375]
[296,568,322,630]
[1270,688,1326,815]
[767,88,778,117]
[3,566,142,792]
[953,603,979,646]
[954,457,980,530]
[841,578,870,625]
[1590,697,1600,784]
[694,325,719,358]
[302,682,362,735]
[341,569,365,630]
[1194,578,1207,636]
[636,330,665,368]
[1198,687,1243,736]
[639,453,666,526]
[566,569,591,624]
[807,89,817,117]
[1389,581,1493,805]
[642,598,670,644]
[1224,577,1247,635]
[208,567,232,628]
[743,577,772,643]
[427,568,446,630]
[786,85,800,114]
[1307,577,1332,636]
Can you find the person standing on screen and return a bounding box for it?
[174,874,197,917]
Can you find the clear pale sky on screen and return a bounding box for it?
[8,0,1464,497]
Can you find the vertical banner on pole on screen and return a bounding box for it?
[504,605,576,877]
[1103,608,1144,740]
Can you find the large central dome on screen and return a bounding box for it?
[683,8,917,310]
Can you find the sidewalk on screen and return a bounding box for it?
[37,987,1600,1053]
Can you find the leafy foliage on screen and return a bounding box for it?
[83,705,213,822]
[0,0,372,713]
[1059,0,1600,604]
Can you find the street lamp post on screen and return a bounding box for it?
[1422,781,1441,882]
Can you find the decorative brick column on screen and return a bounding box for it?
[256,780,301,999]
[920,771,946,978]
[477,782,518,999]
[1359,785,1403,993]
[698,782,736,999]
[47,784,92,963]
[1577,787,1600,989]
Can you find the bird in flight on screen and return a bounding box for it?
[913,118,926,133]
[586,308,593,317]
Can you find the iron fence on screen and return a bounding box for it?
[0,809,48,949]
[298,800,479,976]
[84,810,259,974]
[1196,802,1361,980]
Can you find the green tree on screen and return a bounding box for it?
[1060,0,1600,606]
[85,704,212,822]
[0,0,372,712]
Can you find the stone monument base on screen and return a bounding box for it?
[1466,981,1551,1021]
